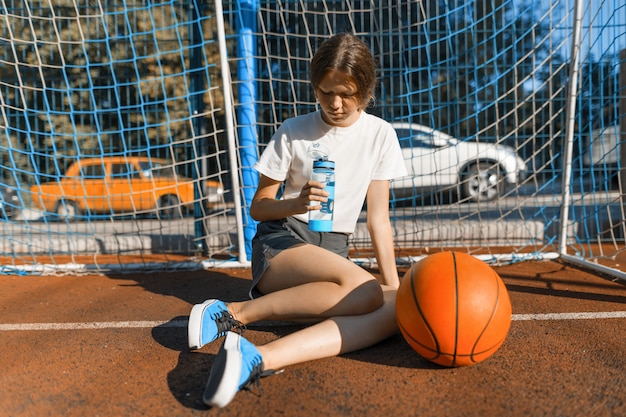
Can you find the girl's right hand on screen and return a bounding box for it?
[295,180,329,214]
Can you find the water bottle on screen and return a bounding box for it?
[309,158,335,232]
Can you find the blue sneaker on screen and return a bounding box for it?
[188,300,244,350]
[203,332,278,408]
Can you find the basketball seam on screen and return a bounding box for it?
[470,269,507,363]
[452,252,460,367]
[408,264,441,360]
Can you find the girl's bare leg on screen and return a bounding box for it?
[257,286,398,370]
[228,244,385,324]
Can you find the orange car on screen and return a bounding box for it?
[30,157,224,219]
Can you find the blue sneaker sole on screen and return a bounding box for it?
[202,332,243,408]
[188,299,222,349]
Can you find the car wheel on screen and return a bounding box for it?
[55,200,80,221]
[461,162,502,202]
[157,195,183,219]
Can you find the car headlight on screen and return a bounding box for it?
[200,183,223,205]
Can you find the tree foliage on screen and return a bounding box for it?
[1,0,223,183]
[1,0,620,188]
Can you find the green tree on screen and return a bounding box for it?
[1,0,224,184]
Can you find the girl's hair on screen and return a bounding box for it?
[310,33,377,108]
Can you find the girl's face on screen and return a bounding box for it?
[315,69,362,127]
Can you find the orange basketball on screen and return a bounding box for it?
[395,251,512,367]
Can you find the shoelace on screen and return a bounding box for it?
[214,310,246,337]
[241,362,283,396]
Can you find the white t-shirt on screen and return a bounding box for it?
[254,110,407,234]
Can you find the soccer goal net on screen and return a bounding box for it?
[1,0,625,279]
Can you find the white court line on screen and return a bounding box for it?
[0,312,625,331]
[0,319,187,331]
[511,311,626,321]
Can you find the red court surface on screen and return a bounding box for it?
[1,259,625,417]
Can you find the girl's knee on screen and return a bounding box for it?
[353,279,384,313]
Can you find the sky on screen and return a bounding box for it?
[518,0,624,92]
[570,0,625,62]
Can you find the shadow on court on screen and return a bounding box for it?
[0,260,624,417]
[145,267,435,412]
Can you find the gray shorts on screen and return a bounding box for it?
[249,216,350,299]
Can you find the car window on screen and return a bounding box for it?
[111,163,142,179]
[81,163,106,179]
[395,128,438,149]
[141,161,176,178]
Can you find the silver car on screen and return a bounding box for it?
[583,125,620,167]
[391,123,527,202]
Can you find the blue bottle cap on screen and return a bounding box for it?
[313,159,335,170]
